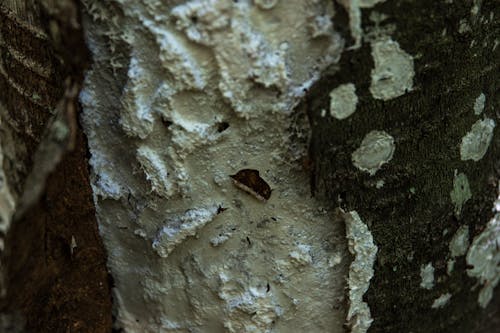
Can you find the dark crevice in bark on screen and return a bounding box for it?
[0,1,113,332]
[309,0,499,332]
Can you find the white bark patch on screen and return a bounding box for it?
[466,183,500,308]
[289,244,313,268]
[218,272,282,332]
[209,233,232,247]
[152,205,220,258]
[431,293,451,309]
[352,130,395,175]
[420,262,435,290]
[136,146,173,198]
[329,83,358,120]
[449,224,470,258]
[170,0,343,116]
[450,171,472,218]
[370,38,415,101]
[473,93,486,115]
[343,210,378,333]
[460,118,496,161]
[81,1,349,331]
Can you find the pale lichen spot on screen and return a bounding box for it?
[473,93,486,115]
[329,83,358,120]
[466,183,500,308]
[431,293,452,309]
[460,118,496,161]
[450,171,472,218]
[420,262,435,290]
[449,224,470,257]
[369,37,414,101]
[352,130,395,175]
[343,209,378,333]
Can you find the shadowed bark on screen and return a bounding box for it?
[0,1,112,332]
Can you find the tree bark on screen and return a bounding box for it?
[0,1,498,333]
[308,1,500,332]
[0,1,112,332]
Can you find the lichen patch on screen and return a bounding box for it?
[431,293,452,309]
[420,262,435,290]
[473,93,486,115]
[352,130,395,175]
[466,183,500,308]
[369,37,414,101]
[460,118,496,161]
[329,83,358,120]
[449,224,470,258]
[343,210,378,333]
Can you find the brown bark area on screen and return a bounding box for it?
[0,1,112,332]
[3,130,112,333]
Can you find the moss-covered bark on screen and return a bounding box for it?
[308,1,499,332]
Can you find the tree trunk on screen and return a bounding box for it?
[0,1,498,333]
[0,0,112,332]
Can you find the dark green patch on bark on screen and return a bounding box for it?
[308,1,499,332]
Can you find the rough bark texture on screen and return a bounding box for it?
[0,1,113,332]
[308,1,499,332]
[79,1,350,332]
[0,0,498,333]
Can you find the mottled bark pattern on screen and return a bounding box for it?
[309,1,499,332]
